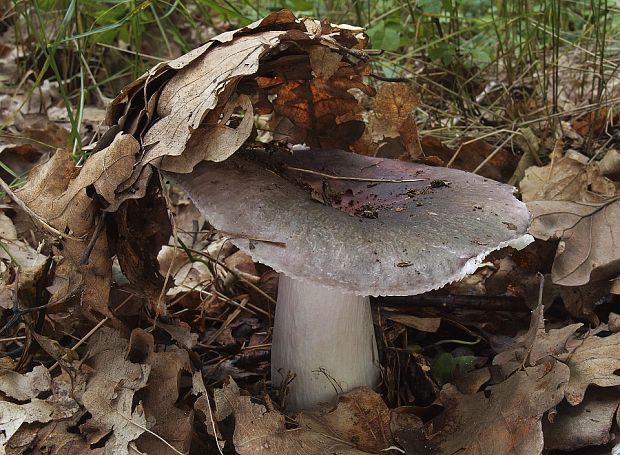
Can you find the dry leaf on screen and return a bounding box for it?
[386,314,441,333]
[598,148,620,179]
[298,387,393,453]
[0,367,80,454]
[114,190,172,315]
[354,83,422,159]
[564,330,620,406]
[543,389,619,450]
[80,328,150,455]
[101,9,373,212]
[396,362,569,455]
[492,305,582,378]
[213,378,389,454]
[141,30,280,171]
[308,46,343,79]
[15,134,138,315]
[0,366,51,401]
[521,152,616,203]
[134,330,194,455]
[528,198,620,286]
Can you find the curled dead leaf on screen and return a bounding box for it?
[528,198,620,286]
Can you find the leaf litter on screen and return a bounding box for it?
[0,8,619,455]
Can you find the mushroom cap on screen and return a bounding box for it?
[173,148,532,296]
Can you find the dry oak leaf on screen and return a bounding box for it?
[0,211,47,310]
[297,387,393,453]
[528,198,620,286]
[0,367,80,454]
[15,134,137,315]
[214,378,390,454]
[404,362,569,455]
[564,330,620,406]
[142,33,285,172]
[272,76,370,149]
[134,332,195,455]
[79,327,150,455]
[308,45,343,79]
[493,305,582,376]
[0,365,51,401]
[543,388,619,451]
[368,83,421,159]
[520,152,616,203]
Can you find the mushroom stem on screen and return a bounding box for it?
[271,275,379,411]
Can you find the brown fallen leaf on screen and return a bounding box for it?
[386,314,441,333]
[79,327,150,455]
[0,365,51,401]
[363,83,422,159]
[528,198,620,286]
[15,134,138,316]
[4,417,97,455]
[102,10,375,211]
[520,150,616,203]
[308,45,343,79]
[395,362,569,455]
[564,330,620,406]
[132,330,195,455]
[298,387,393,453]
[213,378,391,454]
[0,367,80,451]
[543,389,619,450]
[491,305,582,382]
[0,210,48,310]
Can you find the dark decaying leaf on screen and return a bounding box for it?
[114,189,172,316]
[173,147,531,296]
[528,198,620,286]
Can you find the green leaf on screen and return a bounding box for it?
[368,21,402,51]
[428,42,456,65]
[418,0,443,15]
[431,352,476,384]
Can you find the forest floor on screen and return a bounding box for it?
[0,3,619,455]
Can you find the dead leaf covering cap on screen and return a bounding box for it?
[174,148,532,296]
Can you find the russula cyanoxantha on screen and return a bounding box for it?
[173,147,532,411]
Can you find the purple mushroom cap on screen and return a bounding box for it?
[173,148,531,296]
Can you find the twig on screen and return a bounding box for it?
[48,317,108,372]
[0,335,26,343]
[284,165,427,183]
[119,412,186,455]
[0,177,70,239]
[49,294,133,372]
[181,243,277,307]
[369,73,411,83]
[79,212,107,265]
[202,391,225,455]
[204,297,249,346]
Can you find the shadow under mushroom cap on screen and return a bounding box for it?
[172,148,532,296]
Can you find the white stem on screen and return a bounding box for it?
[271,275,379,411]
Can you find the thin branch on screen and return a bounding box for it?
[284,165,427,183]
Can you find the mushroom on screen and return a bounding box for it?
[172,147,532,411]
